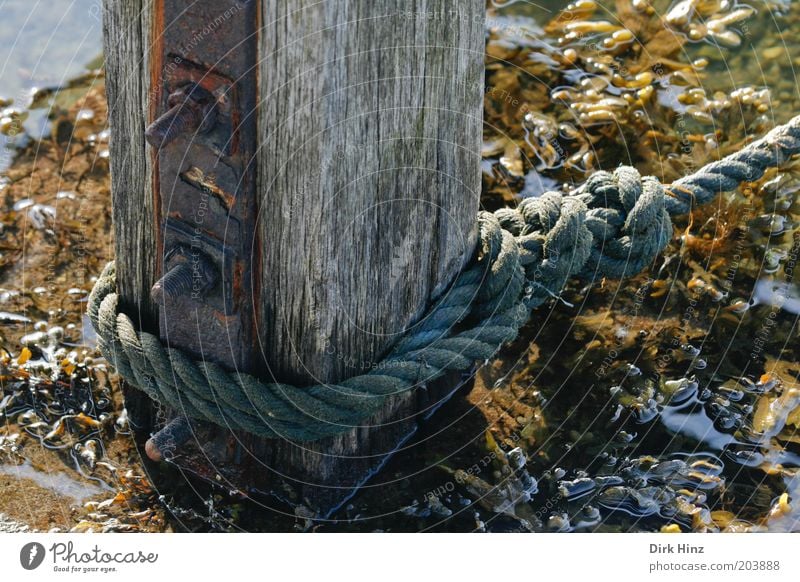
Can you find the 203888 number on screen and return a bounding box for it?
[735,561,780,571]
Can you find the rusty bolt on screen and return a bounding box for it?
[145,83,217,149]
[145,415,192,462]
[151,246,217,304]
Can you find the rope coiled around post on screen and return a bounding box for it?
[88,114,800,441]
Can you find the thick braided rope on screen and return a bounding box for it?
[666,114,800,213]
[88,115,800,441]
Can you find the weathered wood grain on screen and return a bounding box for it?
[102,0,158,331]
[257,0,484,384]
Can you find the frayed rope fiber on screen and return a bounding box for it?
[88,115,800,441]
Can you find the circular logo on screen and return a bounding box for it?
[19,542,45,570]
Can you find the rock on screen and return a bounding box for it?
[0,512,31,532]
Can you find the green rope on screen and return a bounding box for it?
[88,114,800,441]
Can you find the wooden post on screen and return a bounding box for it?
[103,0,484,514]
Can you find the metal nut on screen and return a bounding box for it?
[145,83,217,149]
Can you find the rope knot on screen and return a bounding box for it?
[495,191,592,308]
[578,166,672,279]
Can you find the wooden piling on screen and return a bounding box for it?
[102,0,484,514]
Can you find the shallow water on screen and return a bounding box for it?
[0,0,102,166]
[0,461,108,502]
[0,0,799,532]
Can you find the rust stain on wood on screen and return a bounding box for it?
[150,0,165,288]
